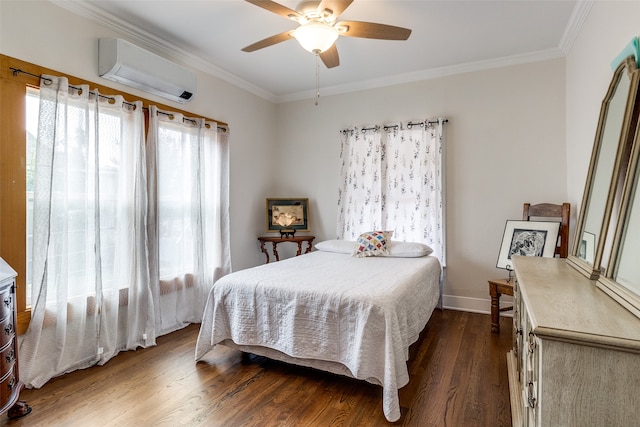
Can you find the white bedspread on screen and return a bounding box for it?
[195,251,441,422]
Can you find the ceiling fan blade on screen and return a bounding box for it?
[317,0,353,20]
[319,44,340,68]
[244,0,301,21]
[241,31,294,52]
[337,21,412,40]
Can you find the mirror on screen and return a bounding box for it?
[598,116,640,318]
[568,56,640,279]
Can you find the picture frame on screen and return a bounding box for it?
[496,220,561,270]
[266,198,309,234]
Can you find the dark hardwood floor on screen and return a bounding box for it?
[1,310,513,427]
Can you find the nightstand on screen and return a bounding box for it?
[258,236,315,263]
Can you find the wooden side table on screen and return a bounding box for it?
[258,236,315,263]
[488,277,514,333]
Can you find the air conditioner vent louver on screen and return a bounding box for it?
[98,38,197,104]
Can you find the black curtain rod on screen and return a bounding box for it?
[341,119,448,134]
[10,67,227,131]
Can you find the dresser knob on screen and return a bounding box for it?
[5,350,14,364]
[3,297,10,308]
[4,324,12,335]
[7,376,14,391]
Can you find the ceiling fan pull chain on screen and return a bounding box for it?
[315,53,320,106]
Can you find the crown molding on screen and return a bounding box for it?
[276,48,566,103]
[559,0,595,54]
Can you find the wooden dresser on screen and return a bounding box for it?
[0,258,29,419]
[508,256,640,426]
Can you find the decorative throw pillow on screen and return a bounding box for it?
[353,231,393,257]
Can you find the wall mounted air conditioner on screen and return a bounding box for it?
[99,38,197,103]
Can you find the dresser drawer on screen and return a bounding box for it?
[0,286,13,322]
[0,341,16,378]
[0,313,14,349]
[0,368,17,407]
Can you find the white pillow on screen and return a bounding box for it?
[386,241,433,258]
[314,239,355,254]
[315,239,433,258]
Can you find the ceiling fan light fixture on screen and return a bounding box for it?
[293,22,339,53]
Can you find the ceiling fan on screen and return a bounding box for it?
[241,0,412,68]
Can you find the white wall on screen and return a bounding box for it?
[275,59,567,311]
[566,2,640,220]
[0,0,277,271]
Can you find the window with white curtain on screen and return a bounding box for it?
[337,120,446,265]
[26,85,136,304]
[21,77,230,389]
[146,106,231,333]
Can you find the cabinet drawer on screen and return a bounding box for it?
[0,368,17,407]
[0,342,16,378]
[0,313,14,348]
[0,286,12,321]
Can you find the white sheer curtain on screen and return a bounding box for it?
[21,76,153,388]
[337,120,446,264]
[146,106,231,334]
[337,126,384,237]
[20,79,231,389]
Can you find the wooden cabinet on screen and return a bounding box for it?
[508,256,640,426]
[0,258,29,419]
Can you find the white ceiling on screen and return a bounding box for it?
[56,0,584,103]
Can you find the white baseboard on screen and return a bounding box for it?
[442,294,513,317]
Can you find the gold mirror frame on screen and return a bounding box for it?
[598,112,640,318]
[568,56,640,279]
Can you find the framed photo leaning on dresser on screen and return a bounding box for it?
[496,220,560,270]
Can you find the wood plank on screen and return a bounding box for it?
[0,310,513,426]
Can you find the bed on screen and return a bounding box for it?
[195,238,442,422]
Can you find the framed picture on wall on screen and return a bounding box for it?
[266,198,309,235]
[496,220,560,270]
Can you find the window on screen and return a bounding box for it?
[1,54,229,334]
[26,87,130,304]
[337,122,445,264]
[156,123,198,280]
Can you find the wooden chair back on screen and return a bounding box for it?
[522,202,570,258]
